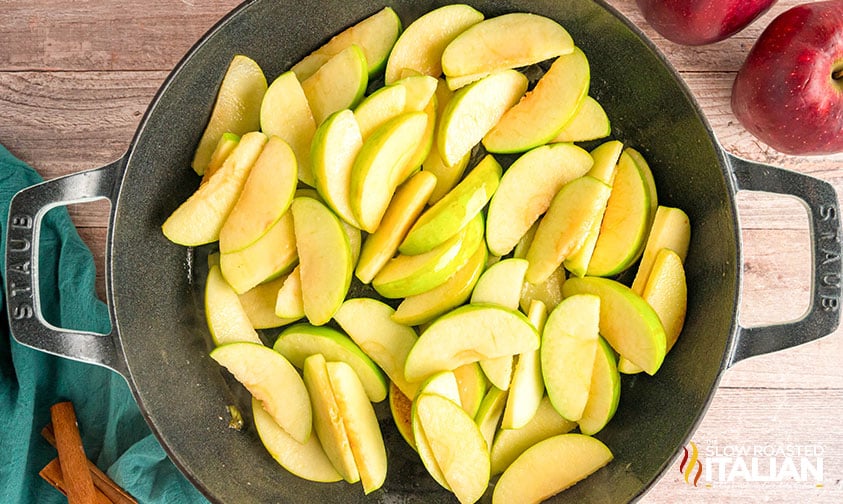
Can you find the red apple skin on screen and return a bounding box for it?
[635,0,778,45]
[731,1,843,156]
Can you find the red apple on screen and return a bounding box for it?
[731,1,843,156]
[635,0,777,45]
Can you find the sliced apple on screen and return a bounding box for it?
[404,303,540,383]
[562,276,666,375]
[631,206,691,294]
[454,363,487,418]
[356,170,437,284]
[251,397,341,483]
[398,74,439,111]
[326,361,388,494]
[551,96,611,143]
[483,47,590,153]
[392,242,487,326]
[203,132,240,182]
[333,297,420,399]
[490,396,577,476]
[218,136,297,253]
[291,197,353,326]
[301,44,368,125]
[525,176,612,284]
[191,55,266,175]
[401,154,501,255]
[273,323,387,403]
[502,300,547,430]
[291,7,401,81]
[237,274,299,330]
[163,131,267,246]
[210,342,311,443]
[492,433,613,504]
[520,265,566,314]
[219,209,297,294]
[441,13,574,79]
[414,393,490,504]
[437,70,528,166]
[389,383,416,450]
[302,353,360,483]
[372,213,484,299]
[587,149,658,276]
[204,264,263,346]
[260,71,317,186]
[578,336,621,435]
[350,111,429,232]
[275,265,304,319]
[486,143,594,256]
[644,248,687,353]
[385,4,484,83]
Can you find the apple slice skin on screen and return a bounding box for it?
[301,44,368,126]
[310,109,364,228]
[562,277,666,376]
[492,433,613,504]
[578,336,621,436]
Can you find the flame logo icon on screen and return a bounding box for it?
[679,441,703,486]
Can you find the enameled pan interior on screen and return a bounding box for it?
[109,0,740,502]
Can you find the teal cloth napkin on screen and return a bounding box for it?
[0,143,209,504]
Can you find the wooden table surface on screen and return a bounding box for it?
[1,0,841,502]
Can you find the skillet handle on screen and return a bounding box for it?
[727,154,841,367]
[5,159,128,377]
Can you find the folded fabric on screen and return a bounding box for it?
[0,143,208,504]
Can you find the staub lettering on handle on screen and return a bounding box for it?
[8,213,34,320]
[819,204,841,312]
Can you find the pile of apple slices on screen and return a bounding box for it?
[162,4,693,503]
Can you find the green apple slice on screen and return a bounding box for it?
[644,248,687,353]
[401,154,501,255]
[251,397,342,483]
[587,149,658,277]
[385,4,484,83]
[410,372,463,490]
[356,170,437,284]
[631,206,691,294]
[210,342,311,443]
[475,386,508,453]
[486,143,594,256]
[273,323,387,403]
[326,361,388,494]
[525,176,612,284]
[389,383,416,450]
[219,209,297,294]
[437,70,528,166]
[562,276,667,375]
[310,109,363,227]
[291,197,353,326]
[404,303,540,383]
[218,136,297,253]
[421,79,471,203]
[301,44,368,125]
[274,265,304,319]
[502,300,547,430]
[483,47,590,153]
[354,84,407,138]
[441,13,574,79]
[454,363,487,419]
[417,370,462,405]
[393,95,437,186]
[260,71,317,186]
[163,131,267,246]
[204,264,263,346]
[333,297,420,399]
[191,55,267,175]
[372,213,484,299]
[392,242,487,326]
[237,274,300,330]
[490,396,577,476]
[302,353,360,483]
[414,393,491,504]
[551,96,611,143]
[578,337,621,435]
[351,111,429,232]
[541,294,601,422]
[203,132,240,181]
[520,265,566,314]
[397,74,439,111]
[492,433,613,504]
[292,7,401,81]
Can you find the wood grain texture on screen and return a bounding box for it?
[1,0,841,502]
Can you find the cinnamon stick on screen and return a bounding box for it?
[50,401,99,504]
[42,424,138,504]
[40,458,114,504]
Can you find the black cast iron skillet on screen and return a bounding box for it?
[5,0,841,502]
